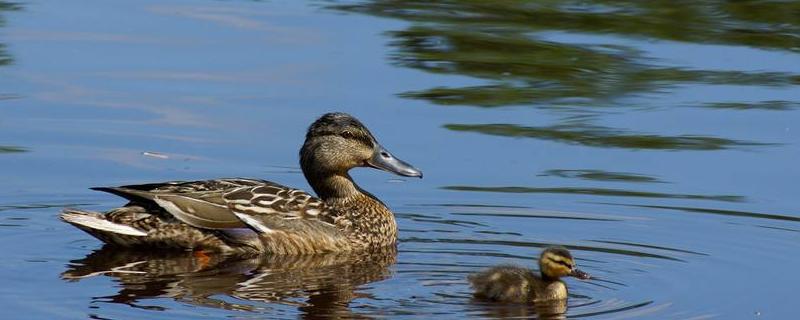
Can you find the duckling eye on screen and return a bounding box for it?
[554,260,573,269]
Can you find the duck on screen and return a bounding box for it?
[468,246,591,303]
[61,112,422,255]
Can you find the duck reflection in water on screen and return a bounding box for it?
[470,299,570,320]
[61,246,397,318]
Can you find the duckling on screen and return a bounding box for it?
[469,247,590,303]
[60,112,422,255]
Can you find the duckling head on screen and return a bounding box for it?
[300,112,422,180]
[538,247,591,280]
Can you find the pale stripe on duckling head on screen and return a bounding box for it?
[540,247,576,279]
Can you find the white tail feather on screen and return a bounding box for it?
[61,211,148,237]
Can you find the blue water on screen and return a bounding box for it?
[1,1,798,318]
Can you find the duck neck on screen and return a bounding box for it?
[305,170,363,201]
[540,273,560,283]
[303,166,397,248]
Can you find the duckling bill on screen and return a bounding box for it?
[61,112,422,255]
[469,247,590,303]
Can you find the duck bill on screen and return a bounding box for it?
[366,144,423,178]
[570,268,591,280]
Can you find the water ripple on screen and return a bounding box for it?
[402,237,684,261]
[599,202,800,222]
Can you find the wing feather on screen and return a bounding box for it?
[93,178,336,233]
[223,185,336,234]
[153,194,245,229]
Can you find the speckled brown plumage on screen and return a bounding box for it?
[61,112,421,255]
[62,206,253,254]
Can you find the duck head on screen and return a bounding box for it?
[300,113,422,196]
[539,246,591,280]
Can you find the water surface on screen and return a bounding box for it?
[0,0,798,319]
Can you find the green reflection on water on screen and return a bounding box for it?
[0,44,9,66]
[443,185,744,202]
[702,100,799,111]
[0,146,26,153]
[335,1,800,51]
[0,1,20,67]
[1,3,22,153]
[336,1,799,106]
[444,123,767,150]
[540,169,665,183]
[335,1,798,149]
[603,203,800,223]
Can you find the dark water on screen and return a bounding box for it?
[1,0,798,318]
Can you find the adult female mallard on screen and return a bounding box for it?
[61,112,422,255]
[469,247,591,303]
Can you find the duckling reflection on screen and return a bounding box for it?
[469,299,569,320]
[62,245,396,317]
[469,247,590,304]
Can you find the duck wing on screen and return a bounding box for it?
[93,178,336,233]
[92,178,275,229]
[222,184,335,235]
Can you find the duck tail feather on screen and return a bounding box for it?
[61,208,148,237]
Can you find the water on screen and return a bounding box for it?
[1,0,798,318]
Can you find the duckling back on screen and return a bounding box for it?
[468,265,535,303]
